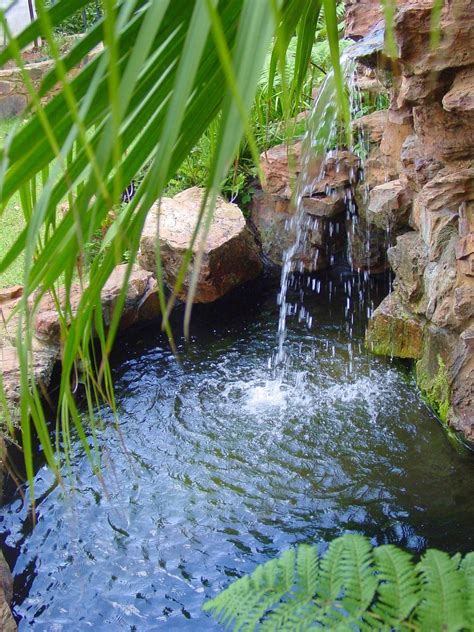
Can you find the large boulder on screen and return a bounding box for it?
[35,264,160,342]
[139,188,262,303]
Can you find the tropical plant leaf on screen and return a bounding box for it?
[204,535,474,631]
[415,549,467,631]
[370,544,419,628]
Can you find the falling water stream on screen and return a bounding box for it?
[2,26,474,632]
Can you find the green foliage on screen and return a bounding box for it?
[204,534,474,631]
[45,0,103,35]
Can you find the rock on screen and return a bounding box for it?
[0,94,27,118]
[396,71,452,109]
[0,81,13,95]
[346,215,390,273]
[379,109,413,176]
[352,110,388,144]
[259,143,359,198]
[443,66,474,113]
[302,193,346,218]
[415,325,456,424]
[366,292,424,359]
[413,167,474,260]
[448,328,474,441]
[0,286,23,303]
[454,287,474,323]
[456,233,474,260]
[395,0,474,76]
[354,65,387,94]
[366,179,411,230]
[360,147,399,191]
[388,232,428,312]
[413,103,474,162]
[250,190,344,269]
[139,188,262,302]
[35,264,161,342]
[345,0,383,40]
[1,342,59,414]
[423,245,458,329]
[0,551,16,632]
[400,134,443,192]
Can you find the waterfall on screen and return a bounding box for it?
[271,27,385,378]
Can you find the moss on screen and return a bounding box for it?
[416,355,450,423]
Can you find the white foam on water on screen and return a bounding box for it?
[245,380,287,412]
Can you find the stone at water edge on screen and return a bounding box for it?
[35,264,161,343]
[365,292,424,360]
[0,551,16,632]
[138,187,263,303]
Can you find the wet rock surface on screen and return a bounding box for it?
[0,551,16,631]
[352,0,474,441]
[366,292,424,359]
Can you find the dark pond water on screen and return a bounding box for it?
[2,272,474,630]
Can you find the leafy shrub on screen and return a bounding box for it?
[45,0,103,35]
[203,534,474,631]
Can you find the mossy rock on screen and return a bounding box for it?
[366,292,424,359]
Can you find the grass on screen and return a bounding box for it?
[0,118,26,289]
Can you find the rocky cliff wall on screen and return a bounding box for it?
[356,0,474,442]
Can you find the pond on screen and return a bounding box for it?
[2,272,474,630]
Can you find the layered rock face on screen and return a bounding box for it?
[361,0,474,441]
[251,145,362,271]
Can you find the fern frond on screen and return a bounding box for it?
[461,552,474,628]
[296,544,320,597]
[260,544,320,631]
[204,537,474,631]
[370,544,419,628]
[203,549,296,631]
[338,535,377,622]
[416,549,467,632]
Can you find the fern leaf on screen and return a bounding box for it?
[338,535,377,622]
[203,549,296,630]
[370,544,419,627]
[416,549,467,631]
[461,552,474,628]
[296,544,320,597]
[260,545,320,631]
